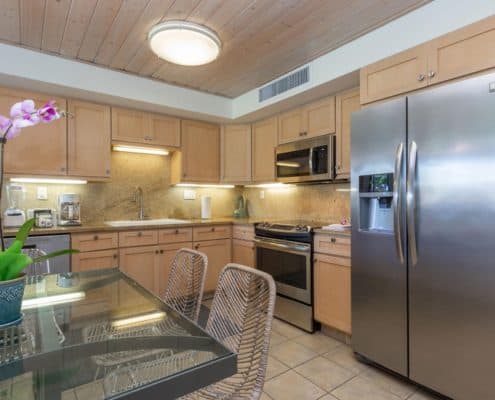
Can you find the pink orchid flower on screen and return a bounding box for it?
[38,101,60,123]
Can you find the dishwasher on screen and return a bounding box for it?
[5,234,71,273]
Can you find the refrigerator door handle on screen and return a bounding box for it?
[407,140,419,265]
[393,142,405,264]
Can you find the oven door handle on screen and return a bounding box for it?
[253,238,311,254]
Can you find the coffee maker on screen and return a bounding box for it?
[58,193,81,226]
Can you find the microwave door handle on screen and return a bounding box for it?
[308,147,314,174]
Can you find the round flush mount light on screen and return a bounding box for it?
[148,21,221,66]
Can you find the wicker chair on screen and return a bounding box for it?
[182,263,276,400]
[162,248,208,321]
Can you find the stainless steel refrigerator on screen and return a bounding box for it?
[351,72,495,400]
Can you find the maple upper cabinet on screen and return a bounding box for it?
[112,107,180,148]
[171,120,220,184]
[428,15,495,86]
[278,96,335,144]
[0,88,67,176]
[360,45,429,104]
[221,124,252,183]
[335,88,360,179]
[68,100,111,179]
[252,117,278,182]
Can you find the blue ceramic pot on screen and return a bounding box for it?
[0,274,25,325]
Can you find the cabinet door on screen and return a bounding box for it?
[72,249,118,272]
[193,239,231,292]
[119,245,159,294]
[336,88,360,178]
[0,88,67,175]
[181,120,220,182]
[111,107,147,144]
[149,113,180,148]
[314,254,351,334]
[428,15,495,86]
[221,124,252,183]
[360,45,428,104]
[156,242,193,298]
[304,96,335,138]
[232,239,255,268]
[68,100,111,178]
[252,117,278,182]
[278,108,304,144]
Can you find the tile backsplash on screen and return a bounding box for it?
[2,152,351,225]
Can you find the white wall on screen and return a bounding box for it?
[1,0,494,122]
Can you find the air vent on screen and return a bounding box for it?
[259,66,309,102]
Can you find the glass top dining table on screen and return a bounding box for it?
[0,268,237,400]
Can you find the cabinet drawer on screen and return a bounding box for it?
[72,232,118,252]
[158,227,193,244]
[233,225,254,241]
[118,230,158,247]
[193,225,232,241]
[314,233,351,257]
[72,249,119,272]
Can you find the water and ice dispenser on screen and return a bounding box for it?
[358,173,394,232]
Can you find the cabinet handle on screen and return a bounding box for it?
[313,258,317,263]
[417,74,425,82]
[106,169,111,175]
[60,166,66,172]
[160,249,164,254]
[113,254,118,259]
[175,229,179,234]
[194,244,200,250]
[137,232,143,237]
[299,132,303,137]
[211,227,215,232]
[155,250,159,254]
[303,132,307,136]
[93,235,99,241]
[428,70,436,79]
[331,237,336,243]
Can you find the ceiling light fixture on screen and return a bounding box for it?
[113,145,169,156]
[148,21,221,66]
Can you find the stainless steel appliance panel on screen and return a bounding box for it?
[351,98,408,376]
[408,73,495,399]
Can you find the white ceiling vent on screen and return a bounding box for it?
[258,66,309,102]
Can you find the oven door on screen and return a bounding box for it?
[254,237,312,304]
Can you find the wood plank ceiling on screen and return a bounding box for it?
[0,0,430,98]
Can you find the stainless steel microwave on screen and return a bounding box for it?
[276,135,335,183]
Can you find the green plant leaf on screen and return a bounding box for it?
[15,218,35,244]
[32,248,79,264]
[6,239,23,254]
[3,253,32,281]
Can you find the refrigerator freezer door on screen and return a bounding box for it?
[351,98,408,376]
[408,73,495,399]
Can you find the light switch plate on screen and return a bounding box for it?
[183,189,197,200]
[37,186,48,200]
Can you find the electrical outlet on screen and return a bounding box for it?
[260,190,265,199]
[183,189,197,200]
[37,186,48,200]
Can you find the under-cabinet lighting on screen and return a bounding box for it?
[112,311,167,329]
[22,292,86,310]
[175,183,235,189]
[245,183,288,188]
[113,145,169,156]
[10,178,87,185]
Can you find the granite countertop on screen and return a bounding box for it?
[3,217,260,237]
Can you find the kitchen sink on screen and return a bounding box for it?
[105,218,189,227]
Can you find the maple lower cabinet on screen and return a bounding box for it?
[0,88,67,176]
[112,107,180,148]
[252,117,278,182]
[193,238,231,292]
[172,120,220,183]
[72,249,119,272]
[314,253,351,334]
[119,245,159,294]
[335,88,360,179]
[68,100,111,178]
[278,97,335,144]
[221,124,251,183]
[232,239,255,268]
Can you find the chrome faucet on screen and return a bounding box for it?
[133,186,145,220]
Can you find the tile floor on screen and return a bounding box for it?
[262,318,444,400]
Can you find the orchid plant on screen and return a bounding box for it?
[0,99,77,282]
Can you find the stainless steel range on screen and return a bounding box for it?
[254,221,321,332]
